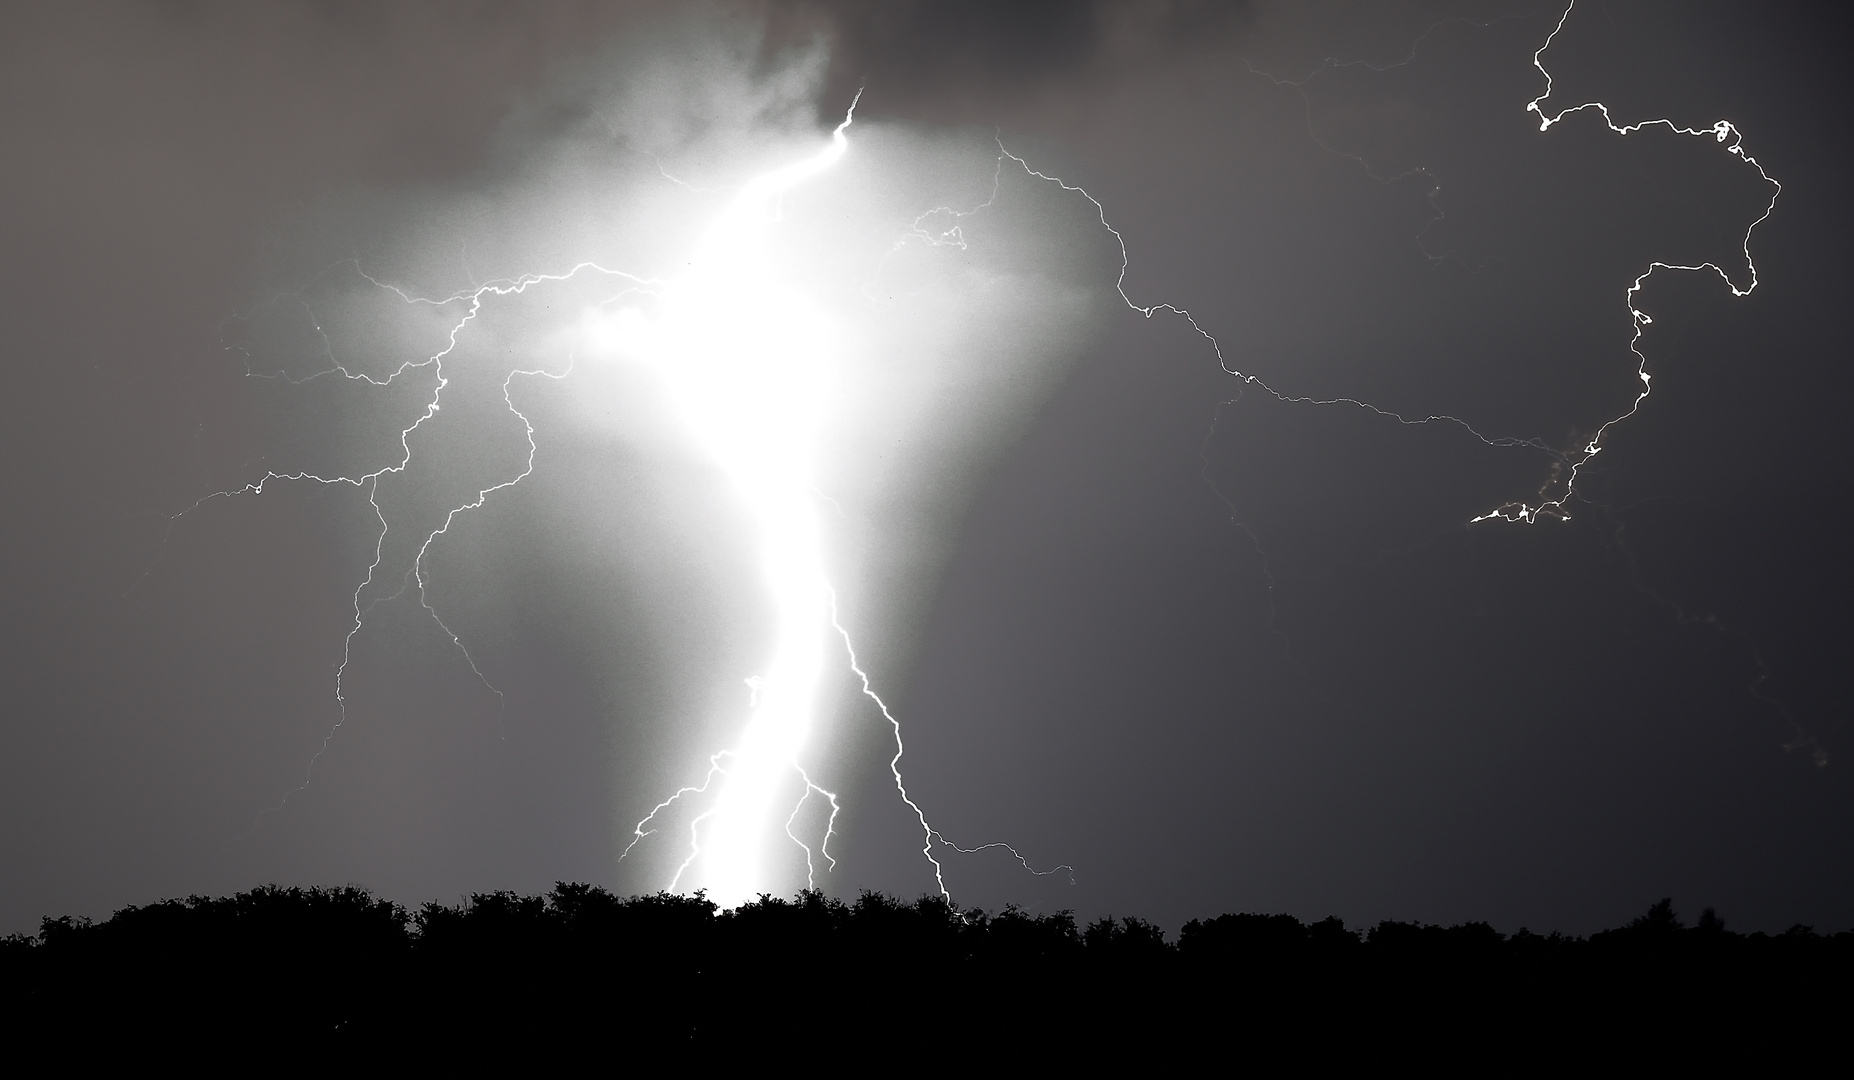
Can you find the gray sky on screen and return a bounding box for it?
[3,0,1849,936]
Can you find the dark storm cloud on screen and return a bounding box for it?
[765,0,1252,121]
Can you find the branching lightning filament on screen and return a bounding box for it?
[147,260,653,837]
[1474,0,1780,523]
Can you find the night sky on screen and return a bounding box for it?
[4,0,1849,938]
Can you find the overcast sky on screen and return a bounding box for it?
[3,0,1848,937]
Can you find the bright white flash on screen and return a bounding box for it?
[621,99,857,908]
[177,0,1760,904]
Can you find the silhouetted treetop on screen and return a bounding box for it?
[3,889,1847,1063]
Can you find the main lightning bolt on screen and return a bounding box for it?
[135,83,1065,900]
[611,94,1069,905]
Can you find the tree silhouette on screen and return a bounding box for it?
[3,887,1847,1064]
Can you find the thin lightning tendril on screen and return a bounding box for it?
[944,2,1780,532]
[888,133,1542,685]
[1472,0,1780,523]
[830,590,1075,897]
[892,1,1791,748]
[907,142,1561,491]
[1229,2,1795,759]
[143,261,656,837]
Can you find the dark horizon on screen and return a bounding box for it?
[9,880,1843,1062]
[9,877,1828,941]
[2,0,1849,940]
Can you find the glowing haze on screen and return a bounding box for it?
[613,100,857,906]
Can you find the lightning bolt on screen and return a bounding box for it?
[619,93,1070,904]
[1471,0,1780,523]
[885,1,1792,752]
[141,259,657,836]
[831,591,1075,897]
[1465,3,1799,756]
[884,134,1545,686]
[126,77,1065,903]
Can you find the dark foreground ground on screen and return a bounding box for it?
[3,885,1847,1066]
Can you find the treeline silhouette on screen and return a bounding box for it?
[3,886,1847,1063]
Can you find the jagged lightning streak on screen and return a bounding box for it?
[1222,5,1779,528]
[158,0,1777,891]
[831,591,1075,897]
[621,95,1069,903]
[141,259,655,834]
[891,136,1550,693]
[1486,4,1809,760]
[1260,3,1796,755]
[967,1,1777,533]
[614,101,855,907]
[907,143,1560,484]
[1472,0,1780,523]
[889,1,1786,735]
[136,87,1058,897]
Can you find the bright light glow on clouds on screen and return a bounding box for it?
[611,101,855,907]
[183,40,1106,909]
[102,0,1794,922]
[0,0,1835,950]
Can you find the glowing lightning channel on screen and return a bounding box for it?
[1473,0,1780,523]
[612,99,857,908]
[146,84,1061,898]
[622,95,1072,904]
